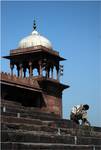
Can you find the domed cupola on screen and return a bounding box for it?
[3,20,69,117]
[18,20,52,49]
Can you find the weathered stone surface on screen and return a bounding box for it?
[1,143,101,150]
[1,100,101,150]
[1,22,100,150]
[1,100,60,121]
[1,130,101,145]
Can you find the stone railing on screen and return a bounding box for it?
[0,72,40,89]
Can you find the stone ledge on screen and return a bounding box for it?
[1,130,101,145]
[2,142,100,150]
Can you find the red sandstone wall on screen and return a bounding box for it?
[43,94,62,117]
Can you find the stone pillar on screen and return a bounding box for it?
[56,66,59,81]
[10,63,14,76]
[29,61,33,77]
[45,67,48,78]
[47,68,50,78]
[38,61,42,76]
[17,65,20,77]
[51,66,53,79]
[19,64,23,78]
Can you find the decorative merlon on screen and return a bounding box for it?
[0,72,40,89]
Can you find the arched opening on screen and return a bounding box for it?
[33,68,38,77]
[53,66,57,79]
[13,65,17,76]
[26,68,29,77]
[42,67,46,77]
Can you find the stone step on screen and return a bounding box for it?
[1,109,75,129]
[1,100,43,114]
[1,99,58,116]
[1,107,101,134]
[1,115,43,126]
[1,122,57,134]
[1,103,61,121]
[1,99,22,107]
[2,122,101,138]
[2,115,101,138]
[1,130,74,144]
[1,142,101,150]
[1,100,101,129]
[1,130,101,145]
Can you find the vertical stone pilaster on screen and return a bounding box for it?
[56,66,59,81]
[29,61,33,77]
[51,66,53,79]
[16,64,19,77]
[38,60,42,76]
[10,63,14,76]
[47,68,50,78]
[45,67,48,78]
[19,64,23,78]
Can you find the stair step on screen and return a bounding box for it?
[1,130,101,145]
[1,99,59,116]
[1,142,101,150]
[1,110,75,129]
[1,115,43,126]
[1,108,101,134]
[1,130,74,144]
[1,122,57,134]
[1,100,101,150]
[1,104,61,121]
[1,99,22,107]
[2,122,101,138]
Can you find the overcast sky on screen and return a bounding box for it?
[1,1,101,126]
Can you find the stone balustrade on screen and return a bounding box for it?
[0,72,40,89]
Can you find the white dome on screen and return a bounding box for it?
[18,30,52,49]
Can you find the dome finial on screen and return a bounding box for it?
[33,19,37,31]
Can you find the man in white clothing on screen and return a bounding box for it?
[70,104,90,126]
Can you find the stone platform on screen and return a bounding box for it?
[1,99,101,150]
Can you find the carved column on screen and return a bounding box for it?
[47,67,50,78]
[51,66,53,79]
[17,65,20,77]
[19,64,23,78]
[45,67,48,78]
[10,63,14,76]
[56,66,59,81]
[38,60,42,76]
[29,61,33,77]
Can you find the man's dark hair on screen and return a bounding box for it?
[83,104,89,110]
